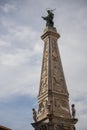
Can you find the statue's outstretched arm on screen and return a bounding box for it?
[42,16,46,20]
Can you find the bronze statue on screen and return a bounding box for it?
[71,104,76,118]
[42,9,55,27]
[32,108,37,122]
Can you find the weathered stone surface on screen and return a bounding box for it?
[32,26,78,130]
[38,27,71,120]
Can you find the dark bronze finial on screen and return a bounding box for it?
[42,9,55,27]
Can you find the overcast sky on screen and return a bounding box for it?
[0,0,87,130]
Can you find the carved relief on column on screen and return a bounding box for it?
[51,40,68,94]
[38,99,48,115]
[39,41,49,95]
[53,97,71,118]
[54,123,75,130]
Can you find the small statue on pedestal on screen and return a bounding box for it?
[42,9,55,27]
[32,108,37,122]
[71,104,76,118]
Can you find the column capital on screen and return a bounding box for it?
[41,27,60,40]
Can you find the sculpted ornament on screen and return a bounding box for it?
[38,102,44,113]
[42,9,54,27]
[38,100,48,114]
[52,51,58,61]
[71,104,76,118]
[32,108,37,122]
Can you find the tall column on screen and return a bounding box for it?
[31,10,78,130]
